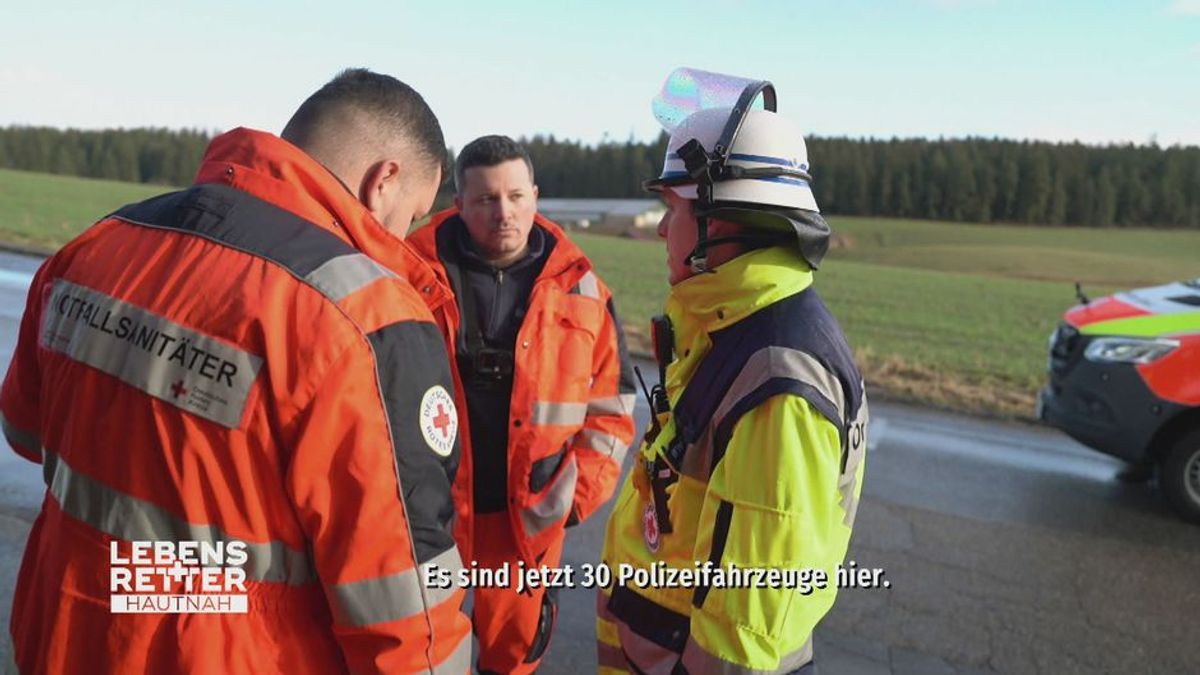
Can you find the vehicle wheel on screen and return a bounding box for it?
[1160,428,1200,524]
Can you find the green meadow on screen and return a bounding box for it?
[573,218,1198,417]
[2,167,1197,417]
[0,168,169,249]
[827,217,1200,289]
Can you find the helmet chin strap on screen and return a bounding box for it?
[680,141,717,274]
[675,79,777,275]
[686,224,791,274]
[686,212,713,274]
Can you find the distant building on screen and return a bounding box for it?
[537,198,665,235]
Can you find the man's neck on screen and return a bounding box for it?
[486,244,530,270]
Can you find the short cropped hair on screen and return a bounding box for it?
[454,135,534,193]
[283,68,447,175]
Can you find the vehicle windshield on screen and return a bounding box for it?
[1184,278,1200,289]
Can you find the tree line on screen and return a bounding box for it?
[3,126,1198,228]
[0,127,211,186]
[524,133,1200,228]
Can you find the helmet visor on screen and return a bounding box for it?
[651,67,771,134]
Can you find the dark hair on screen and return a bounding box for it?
[282,68,447,174]
[454,135,534,193]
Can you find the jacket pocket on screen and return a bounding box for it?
[546,298,600,395]
[530,446,567,493]
[520,452,578,538]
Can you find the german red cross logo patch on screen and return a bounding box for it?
[643,502,660,553]
[419,385,457,457]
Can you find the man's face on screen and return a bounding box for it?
[376,164,441,238]
[657,188,700,285]
[455,159,538,264]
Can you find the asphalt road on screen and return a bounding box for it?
[0,249,1197,674]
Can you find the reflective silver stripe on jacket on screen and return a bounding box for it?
[330,546,464,628]
[587,394,636,417]
[38,278,263,429]
[576,428,630,465]
[531,401,588,427]
[303,252,397,303]
[838,390,869,527]
[426,631,473,675]
[43,448,314,585]
[570,271,601,299]
[0,411,39,452]
[532,395,633,428]
[680,346,847,482]
[615,620,681,675]
[715,346,845,427]
[521,454,578,536]
[680,635,813,674]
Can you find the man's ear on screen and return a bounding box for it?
[532,183,539,200]
[453,193,463,211]
[360,159,403,216]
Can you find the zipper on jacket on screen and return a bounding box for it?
[488,267,505,338]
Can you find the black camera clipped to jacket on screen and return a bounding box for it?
[470,347,515,381]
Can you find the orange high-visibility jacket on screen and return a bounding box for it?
[0,128,472,674]
[408,210,637,564]
[390,232,474,559]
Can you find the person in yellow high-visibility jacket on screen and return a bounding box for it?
[597,67,869,674]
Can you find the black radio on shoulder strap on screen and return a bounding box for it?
[632,314,680,535]
[450,262,514,383]
[650,315,674,412]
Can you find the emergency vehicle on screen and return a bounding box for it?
[1039,279,1200,523]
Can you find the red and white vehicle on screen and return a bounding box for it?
[1039,279,1200,523]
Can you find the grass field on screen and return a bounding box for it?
[0,169,171,248]
[572,218,1198,418]
[2,167,1197,418]
[826,216,1200,289]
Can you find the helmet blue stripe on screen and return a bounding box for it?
[657,170,809,187]
[754,176,811,187]
[667,152,806,169]
[729,152,806,168]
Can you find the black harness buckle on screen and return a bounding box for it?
[471,347,515,380]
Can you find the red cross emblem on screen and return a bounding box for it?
[419,386,457,458]
[432,404,452,439]
[170,380,188,399]
[643,503,660,553]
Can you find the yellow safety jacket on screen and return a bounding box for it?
[597,246,868,674]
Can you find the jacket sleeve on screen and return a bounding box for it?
[683,394,865,673]
[569,295,638,524]
[1,261,51,463]
[286,319,471,674]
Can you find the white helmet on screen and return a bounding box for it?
[650,107,818,212]
[644,67,830,272]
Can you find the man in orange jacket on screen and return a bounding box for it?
[408,135,637,674]
[0,69,472,674]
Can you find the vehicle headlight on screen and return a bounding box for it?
[1083,337,1179,364]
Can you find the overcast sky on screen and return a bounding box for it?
[1,1,1197,149]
